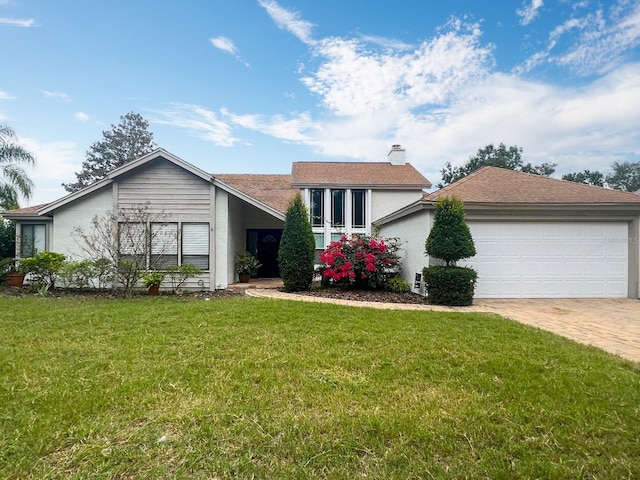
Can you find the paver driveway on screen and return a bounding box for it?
[248,288,640,362]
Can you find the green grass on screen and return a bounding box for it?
[1,296,639,479]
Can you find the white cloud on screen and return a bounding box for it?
[40,90,71,102]
[209,36,250,67]
[258,0,315,45]
[0,17,34,27]
[518,0,640,75]
[150,103,239,147]
[210,36,237,55]
[0,90,15,100]
[302,18,493,117]
[74,112,89,122]
[517,0,544,26]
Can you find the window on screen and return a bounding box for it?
[331,189,345,226]
[313,233,325,264]
[151,223,178,268]
[118,222,147,267]
[310,189,324,226]
[352,189,366,228]
[20,224,45,257]
[182,223,209,270]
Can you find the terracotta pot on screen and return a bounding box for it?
[239,273,251,283]
[148,284,160,296]
[7,272,25,287]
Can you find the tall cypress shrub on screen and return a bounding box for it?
[278,192,316,292]
[423,196,477,305]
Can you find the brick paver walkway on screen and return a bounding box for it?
[245,286,640,362]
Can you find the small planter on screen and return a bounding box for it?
[7,272,25,287]
[148,284,160,296]
[238,273,251,283]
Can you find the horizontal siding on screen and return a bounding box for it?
[118,159,211,216]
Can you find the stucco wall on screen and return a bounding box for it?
[371,190,424,222]
[379,209,431,295]
[52,186,114,259]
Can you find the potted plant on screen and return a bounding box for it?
[143,271,165,295]
[1,258,26,287]
[235,251,261,283]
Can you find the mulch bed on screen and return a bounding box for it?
[290,287,427,305]
[1,285,425,305]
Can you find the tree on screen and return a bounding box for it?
[425,196,476,266]
[278,192,316,292]
[62,112,156,193]
[1,125,36,209]
[439,143,556,187]
[0,219,15,260]
[72,204,175,297]
[561,170,605,187]
[562,160,640,192]
[423,196,477,306]
[606,161,640,192]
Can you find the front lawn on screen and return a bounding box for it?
[1,296,638,478]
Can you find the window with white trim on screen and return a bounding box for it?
[20,224,46,257]
[182,223,209,270]
[310,188,324,227]
[331,189,345,226]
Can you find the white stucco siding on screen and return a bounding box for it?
[378,209,431,295]
[371,190,424,222]
[51,186,114,259]
[118,159,211,219]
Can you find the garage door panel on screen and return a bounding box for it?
[462,221,628,298]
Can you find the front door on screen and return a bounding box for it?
[247,229,282,278]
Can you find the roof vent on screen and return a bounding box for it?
[388,144,406,165]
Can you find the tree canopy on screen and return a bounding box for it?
[562,160,640,192]
[0,125,36,210]
[439,143,556,187]
[62,112,156,193]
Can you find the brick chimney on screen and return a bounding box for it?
[388,144,406,165]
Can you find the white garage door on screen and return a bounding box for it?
[461,222,628,298]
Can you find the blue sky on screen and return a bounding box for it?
[1,0,639,206]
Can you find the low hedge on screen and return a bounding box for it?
[422,265,477,306]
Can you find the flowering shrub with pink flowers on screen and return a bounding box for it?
[318,234,402,289]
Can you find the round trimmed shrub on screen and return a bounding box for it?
[422,266,477,306]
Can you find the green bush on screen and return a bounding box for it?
[422,266,477,306]
[425,196,475,266]
[58,260,98,289]
[385,276,411,293]
[165,264,203,292]
[19,251,66,289]
[278,192,315,292]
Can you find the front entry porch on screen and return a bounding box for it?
[246,229,283,278]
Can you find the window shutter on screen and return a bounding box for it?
[182,223,209,269]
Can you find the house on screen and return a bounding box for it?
[2,146,429,290]
[377,166,640,299]
[3,147,640,298]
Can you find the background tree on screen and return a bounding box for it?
[562,160,639,192]
[423,196,477,306]
[278,192,316,292]
[63,112,156,193]
[606,161,640,192]
[0,219,15,260]
[1,125,36,210]
[439,143,556,187]
[561,170,605,187]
